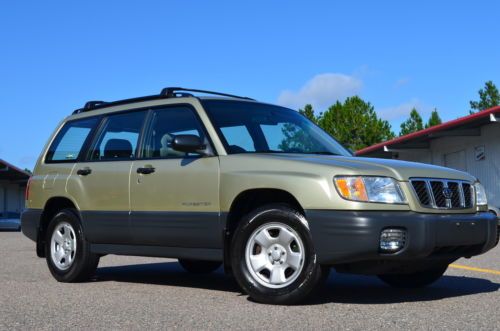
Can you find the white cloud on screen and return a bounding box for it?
[378,98,424,121]
[277,73,362,110]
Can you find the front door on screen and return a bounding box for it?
[67,110,147,244]
[130,105,220,248]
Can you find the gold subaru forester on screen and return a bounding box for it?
[22,87,498,304]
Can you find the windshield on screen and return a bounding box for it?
[202,100,352,156]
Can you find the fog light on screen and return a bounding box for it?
[380,228,406,253]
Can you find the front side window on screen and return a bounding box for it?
[202,100,351,156]
[88,111,146,161]
[46,117,99,162]
[141,106,207,159]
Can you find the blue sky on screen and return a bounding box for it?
[1,1,499,170]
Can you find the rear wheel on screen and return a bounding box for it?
[178,259,221,274]
[377,263,448,288]
[45,209,99,282]
[230,204,324,305]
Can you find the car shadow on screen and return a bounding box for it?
[93,262,499,305]
[304,272,499,305]
[93,262,241,294]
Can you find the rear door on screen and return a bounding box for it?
[31,117,99,211]
[67,110,147,244]
[129,105,220,248]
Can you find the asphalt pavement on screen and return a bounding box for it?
[0,232,498,330]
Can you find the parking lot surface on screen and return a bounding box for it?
[1,232,498,330]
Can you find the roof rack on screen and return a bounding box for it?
[160,87,254,100]
[73,87,254,114]
[83,101,107,110]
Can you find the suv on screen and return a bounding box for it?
[22,87,498,304]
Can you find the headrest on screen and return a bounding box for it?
[103,139,133,159]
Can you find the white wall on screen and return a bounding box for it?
[395,123,500,208]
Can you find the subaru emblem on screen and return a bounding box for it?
[442,187,453,199]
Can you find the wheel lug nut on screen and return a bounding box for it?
[281,252,285,255]
[280,261,283,264]
[274,247,278,250]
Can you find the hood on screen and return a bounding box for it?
[243,154,476,182]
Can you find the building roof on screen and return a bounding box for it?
[0,159,31,181]
[356,106,500,157]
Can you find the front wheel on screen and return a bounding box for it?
[230,204,324,305]
[45,209,99,282]
[377,264,448,288]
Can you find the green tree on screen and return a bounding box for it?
[470,80,500,112]
[425,109,442,128]
[278,122,317,152]
[316,96,395,151]
[399,108,423,136]
[298,104,317,123]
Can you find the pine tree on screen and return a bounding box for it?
[399,108,424,136]
[425,109,442,128]
[470,81,500,112]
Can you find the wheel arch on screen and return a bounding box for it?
[37,196,79,257]
[222,188,305,270]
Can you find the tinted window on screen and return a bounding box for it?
[220,126,256,152]
[141,106,207,159]
[88,111,146,161]
[202,100,351,156]
[46,117,98,162]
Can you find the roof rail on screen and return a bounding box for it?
[160,87,254,100]
[73,87,254,114]
[84,101,107,110]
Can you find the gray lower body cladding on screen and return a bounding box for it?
[22,208,498,266]
[305,210,498,265]
[20,209,42,242]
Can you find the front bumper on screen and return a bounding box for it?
[306,210,498,265]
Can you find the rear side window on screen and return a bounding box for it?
[46,117,99,162]
[88,111,146,161]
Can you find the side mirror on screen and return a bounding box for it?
[171,134,207,154]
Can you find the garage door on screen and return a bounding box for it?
[444,150,467,172]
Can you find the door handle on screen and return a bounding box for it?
[137,167,155,175]
[77,167,92,176]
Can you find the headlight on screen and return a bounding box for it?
[334,176,406,204]
[474,182,488,206]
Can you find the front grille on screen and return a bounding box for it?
[410,178,474,210]
[462,183,473,208]
[411,180,431,206]
[447,182,461,208]
[431,181,446,207]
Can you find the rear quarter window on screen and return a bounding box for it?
[45,117,99,163]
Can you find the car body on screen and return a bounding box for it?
[21,88,499,304]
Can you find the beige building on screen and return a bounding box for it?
[0,159,30,219]
[356,106,500,211]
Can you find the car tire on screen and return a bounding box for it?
[178,259,222,274]
[45,208,99,282]
[377,263,448,288]
[230,204,324,305]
